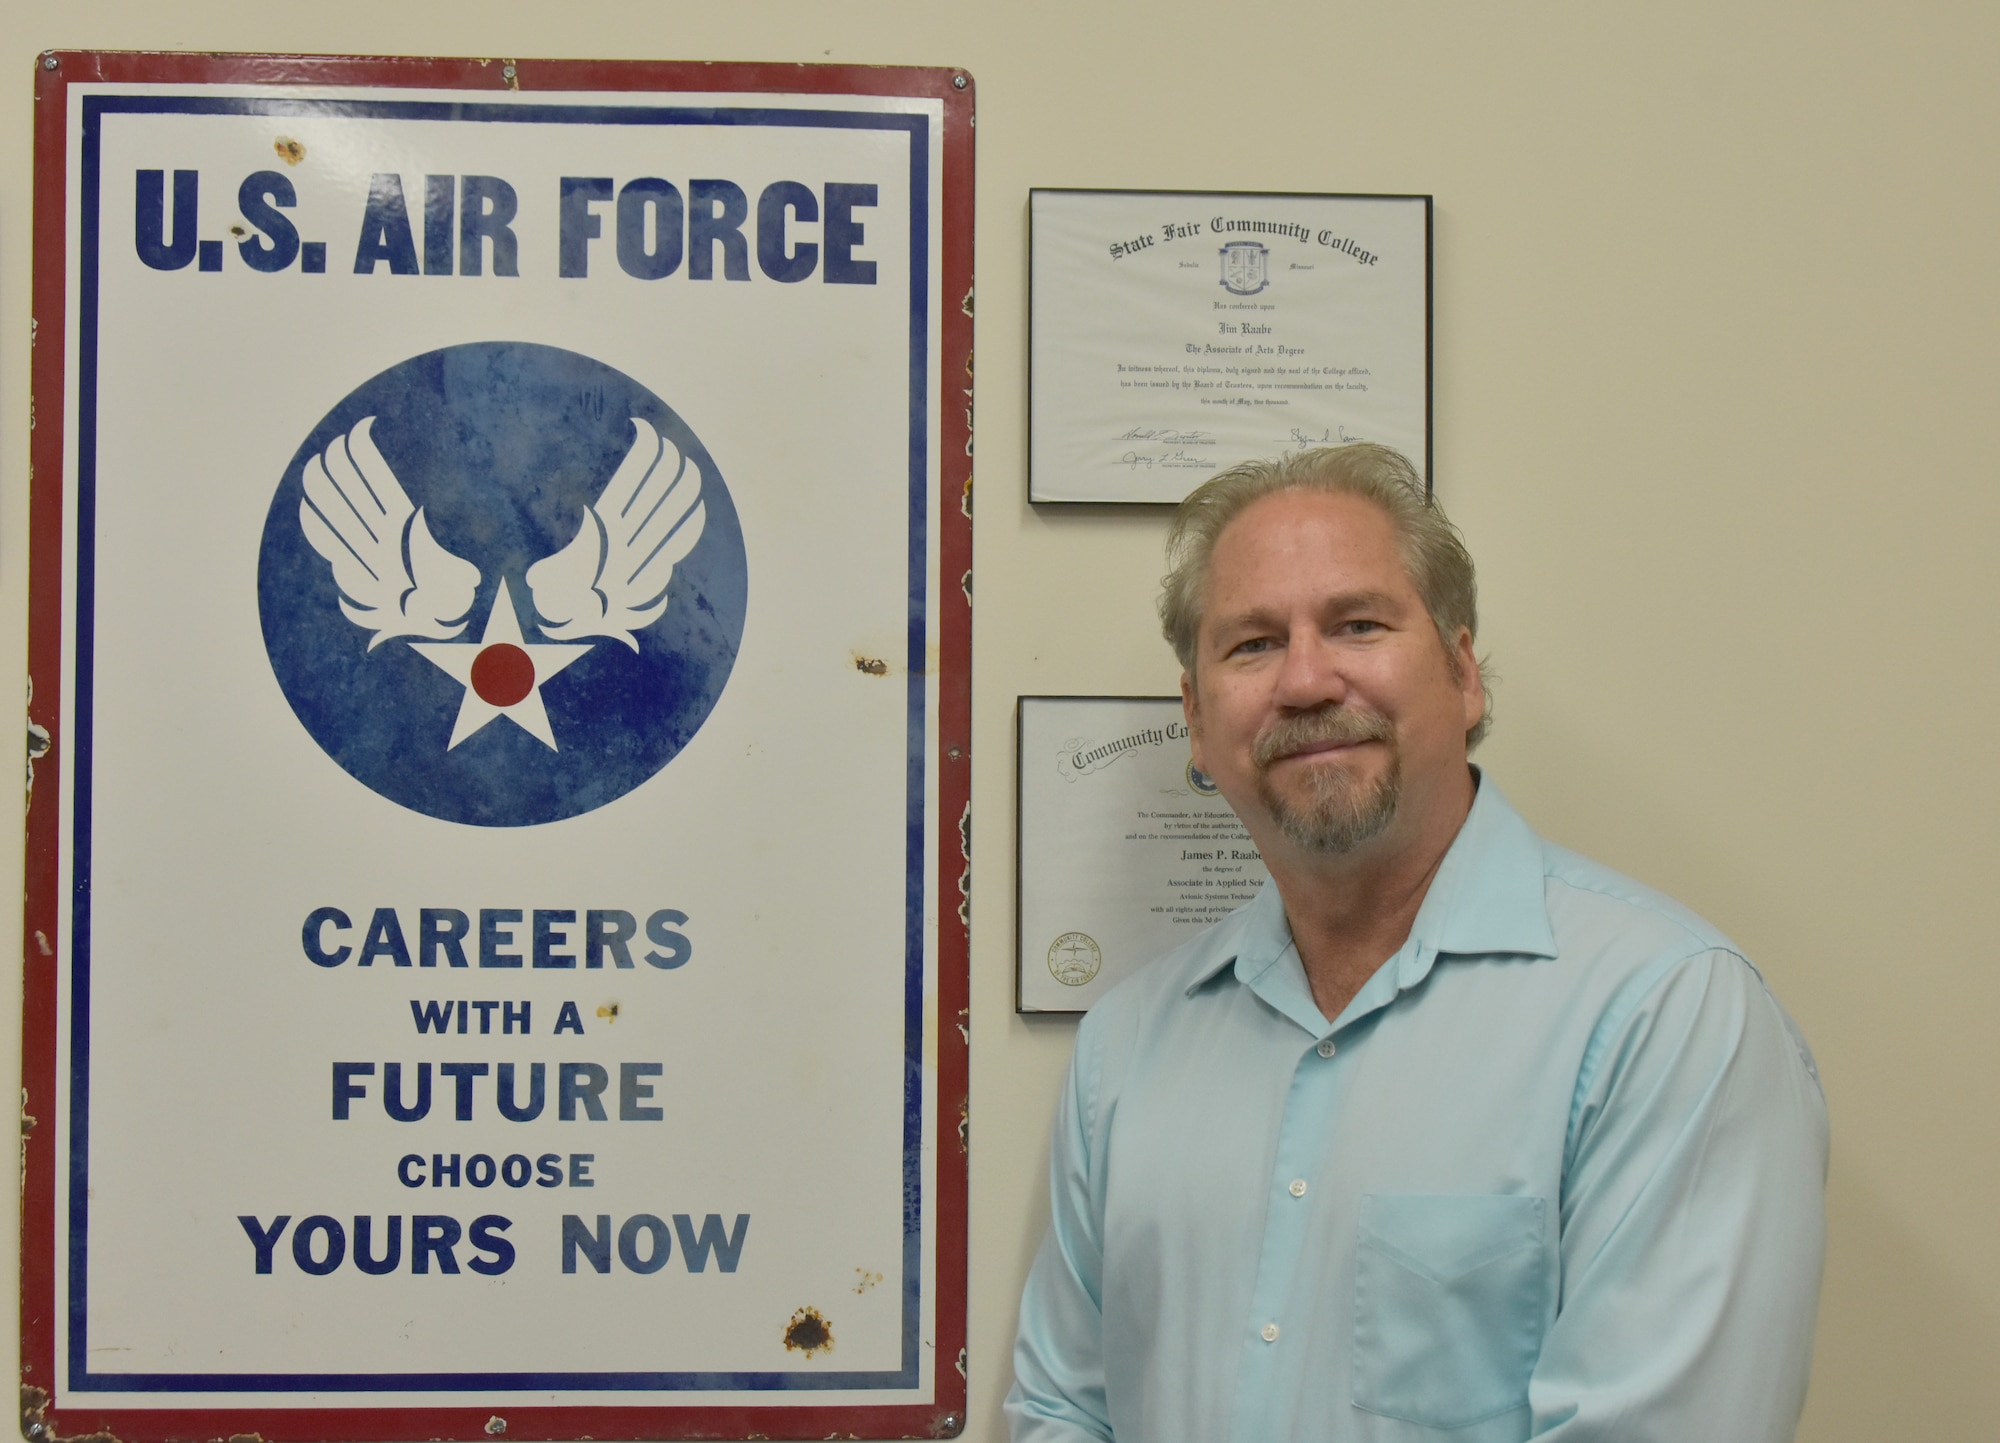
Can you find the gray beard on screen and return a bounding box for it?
[1252,708,1402,854]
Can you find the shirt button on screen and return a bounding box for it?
[1288,1178,1307,1197]
[1261,1322,1280,1343]
[1317,1039,1336,1058]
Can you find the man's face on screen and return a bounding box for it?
[1182,489,1484,859]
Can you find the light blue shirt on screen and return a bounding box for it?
[1007,778,1828,1442]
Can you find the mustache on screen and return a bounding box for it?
[1252,707,1392,768]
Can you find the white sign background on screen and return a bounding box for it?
[49,82,946,1412]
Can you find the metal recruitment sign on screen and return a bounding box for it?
[25,53,972,1441]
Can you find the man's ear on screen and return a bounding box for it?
[1450,628,1485,734]
[1181,671,1206,772]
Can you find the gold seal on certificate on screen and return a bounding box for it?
[1048,932,1103,986]
[1029,189,1431,504]
[1017,696,1270,1012]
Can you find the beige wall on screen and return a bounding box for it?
[4,2,1995,1437]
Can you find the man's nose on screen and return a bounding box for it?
[1271,628,1349,711]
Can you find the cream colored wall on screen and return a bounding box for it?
[3,2,1995,1438]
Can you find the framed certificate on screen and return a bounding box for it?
[1016,697,1269,1013]
[1029,188,1430,504]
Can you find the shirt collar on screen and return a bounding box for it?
[1185,771,1558,1023]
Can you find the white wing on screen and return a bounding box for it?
[298,416,480,649]
[525,416,706,651]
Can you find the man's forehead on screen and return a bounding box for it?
[1207,489,1412,593]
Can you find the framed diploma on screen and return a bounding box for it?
[1017,697,1269,1014]
[1029,188,1430,504]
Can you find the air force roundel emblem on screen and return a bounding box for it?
[258,342,748,826]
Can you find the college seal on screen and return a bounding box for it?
[1048,932,1103,987]
[1219,239,1270,296]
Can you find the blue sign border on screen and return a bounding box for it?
[68,94,932,1394]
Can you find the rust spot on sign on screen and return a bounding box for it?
[273,137,306,165]
[783,1306,833,1357]
[853,655,889,676]
[852,1268,882,1294]
[596,1002,619,1022]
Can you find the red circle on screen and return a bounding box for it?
[470,643,536,707]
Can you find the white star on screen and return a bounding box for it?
[410,578,593,750]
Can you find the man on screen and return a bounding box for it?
[1006,445,1827,1442]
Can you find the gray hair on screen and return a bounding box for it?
[1159,444,1494,749]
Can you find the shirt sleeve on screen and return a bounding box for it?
[1004,1019,1116,1442]
[1530,949,1830,1440]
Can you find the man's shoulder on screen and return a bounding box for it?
[1534,837,1744,966]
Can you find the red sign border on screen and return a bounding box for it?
[23,50,973,1442]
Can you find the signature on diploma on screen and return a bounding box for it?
[1119,449,1212,471]
[1118,427,1215,445]
[1285,425,1365,447]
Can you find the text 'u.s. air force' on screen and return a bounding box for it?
[132,169,880,283]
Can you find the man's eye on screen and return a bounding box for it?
[1339,620,1383,635]
[1231,636,1274,656]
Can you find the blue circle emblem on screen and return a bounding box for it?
[258,342,747,826]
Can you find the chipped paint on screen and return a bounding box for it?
[853,654,890,676]
[957,801,972,933]
[783,1305,834,1357]
[484,1416,507,1435]
[28,676,49,798]
[21,1090,36,1198]
[955,1346,968,1380]
[960,569,972,608]
[21,1385,121,1443]
[273,136,305,165]
[957,1006,969,1049]
[595,1002,619,1022]
[960,474,973,519]
[27,720,49,797]
[957,1096,968,1154]
[34,932,51,957]
[960,286,973,317]
[852,1268,882,1294]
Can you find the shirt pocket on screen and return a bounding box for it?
[1352,1192,1549,1430]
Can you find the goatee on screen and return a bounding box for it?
[1252,707,1401,854]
